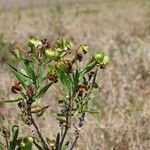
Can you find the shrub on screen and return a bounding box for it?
[0,36,109,150]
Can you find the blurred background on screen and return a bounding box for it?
[0,0,150,149]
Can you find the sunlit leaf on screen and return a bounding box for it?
[32,106,49,117]
[8,63,31,88]
[0,98,22,104]
[36,82,53,98]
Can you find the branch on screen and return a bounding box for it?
[70,113,85,150]
[27,98,50,150]
[58,93,72,150]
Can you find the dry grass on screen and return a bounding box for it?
[0,0,150,149]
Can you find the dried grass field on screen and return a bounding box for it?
[0,0,150,149]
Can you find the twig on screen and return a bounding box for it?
[27,98,50,150]
[58,93,72,150]
[70,113,85,150]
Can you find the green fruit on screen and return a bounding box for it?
[28,37,42,49]
[45,50,59,60]
[93,51,105,63]
[103,55,109,65]
[79,44,89,53]
[20,141,26,147]
[27,137,33,143]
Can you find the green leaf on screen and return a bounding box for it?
[79,44,89,53]
[80,60,97,77]
[8,63,31,88]
[36,82,53,98]
[23,59,36,86]
[62,141,69,150]
[19,137,33,150]
[32,106,49,118]
[0,98,22,104]
[55,133,60,150]
[10,125,19,150]
[28,36,42,52]
[59,71,72,90]
[73,69,79,95]
[56,38,73,50]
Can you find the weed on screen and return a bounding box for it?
[0,36,109,150]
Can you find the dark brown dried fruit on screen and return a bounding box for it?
[65,60,73,73]
[88,71,95,81]
[47,74,58,83]
[77,52,83,62]
[99,64,106,69]
[77,84,87,96]
[41,38,47,45]
[11,81,22,94]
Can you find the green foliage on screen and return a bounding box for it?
[0,36,109,150]
[10,125,19,150]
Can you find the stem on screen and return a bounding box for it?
[27,98,50,150]
[31,116,50,150]
[4,136,9,150]
[69,136,79,150]
[58,93,72,150]
[70,113,85,150]
[59,125,69,149]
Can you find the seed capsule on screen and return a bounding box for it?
[11,81,22,94]
[47,74,58,83]
[45,50,60,60]
[77,52,83,62]
[93,50,104,64]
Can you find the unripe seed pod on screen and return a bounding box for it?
[93,50,105,63]
[27,137,33,143]
[79,44,89,54]
[20,141,26,147]
[45,50,60,60]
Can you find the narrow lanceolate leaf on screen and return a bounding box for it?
[61,141,69,150]
[10,125,19,150]
[23,59,37,86]
[36,82,53,98]
[32,106,49,117]
[80,60,97,77]
[73,69,79,95]
[0,98,22,104]
[59,70,73,90]
[55,133,60,150]
[8,63,31,88]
